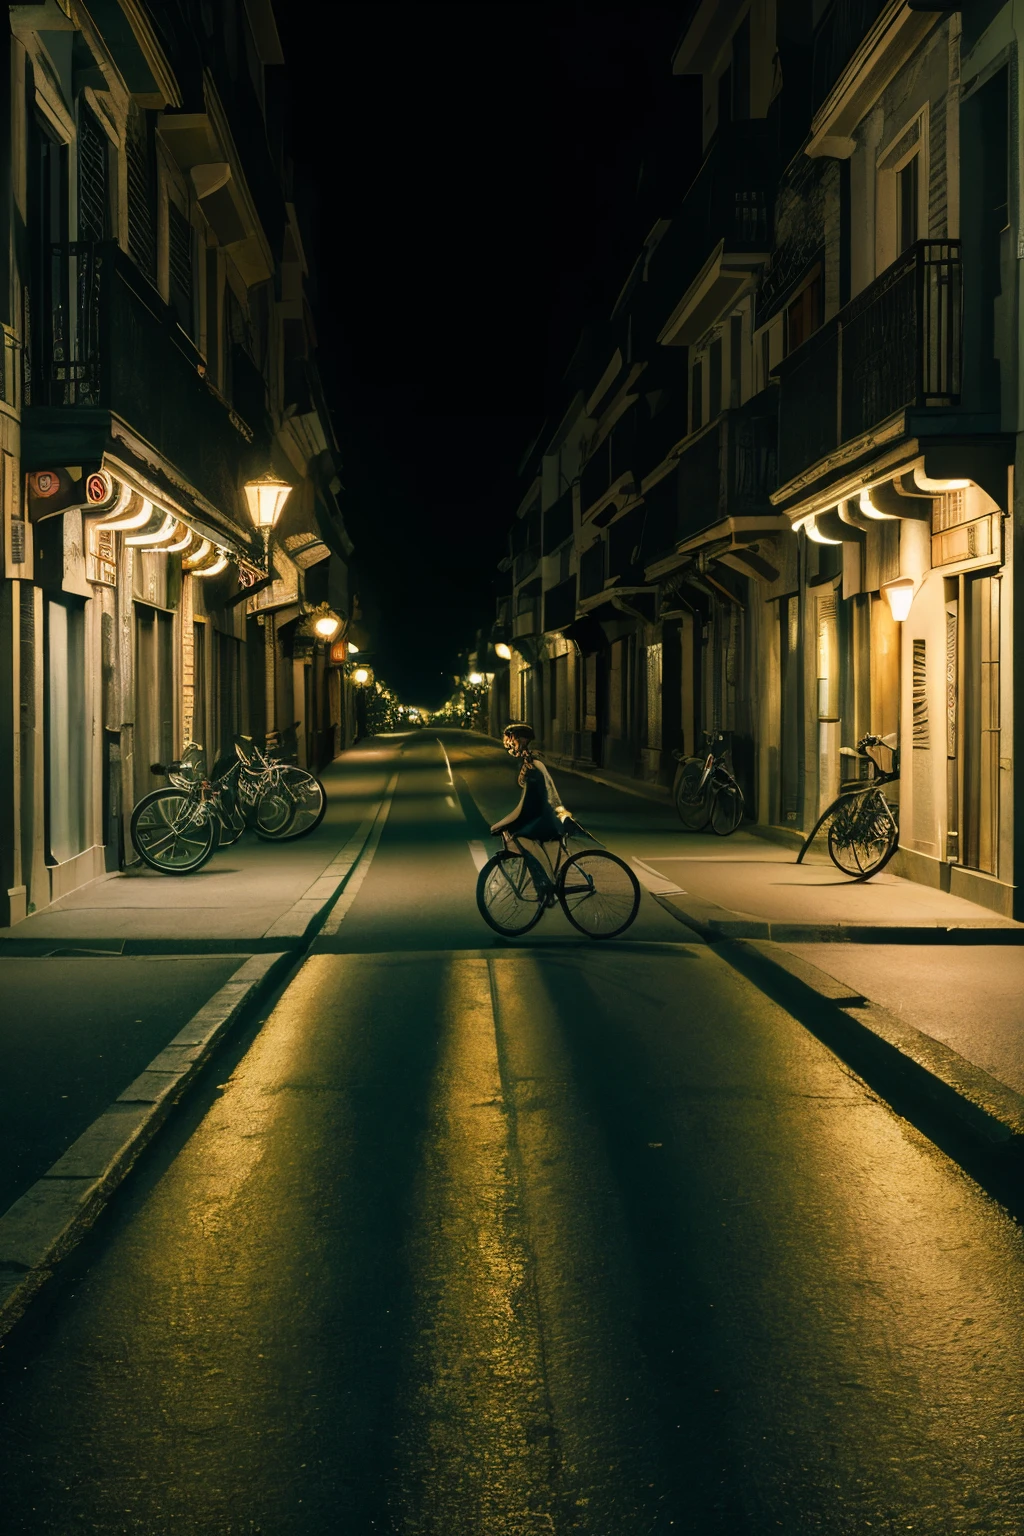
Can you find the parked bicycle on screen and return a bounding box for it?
[672,731,745,836]
[477,822,641,940]
[130,735,327,875]
[797,733,899,878]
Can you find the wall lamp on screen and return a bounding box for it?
[494,643,512,660]
[881,577,916,622]
[243,474,293,563]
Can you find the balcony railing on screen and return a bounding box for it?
[580,411,636,518]
[776,240,962,489]
[513,547,540,585]
[542,485,573,554]
[643,120,776,345]
[579,539,606,600]
[25,242,263,518]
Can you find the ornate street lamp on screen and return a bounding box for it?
[243,474,293,565]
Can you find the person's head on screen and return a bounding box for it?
[502,722,534,759]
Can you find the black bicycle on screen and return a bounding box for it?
[477,823,641,940]
[130,736,327,874]
[797,733,899,878]
[672,731,745,836]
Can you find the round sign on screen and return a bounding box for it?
[85,471,114,505]
[32,471,59,497]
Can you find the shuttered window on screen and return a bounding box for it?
[126,103,155,277]
[78,107,108,242]
[168,202,194,335]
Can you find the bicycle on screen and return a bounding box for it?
[797,733,899,878]
[476,822,641,940]
[130,736,327,875]
[672,731,745,836]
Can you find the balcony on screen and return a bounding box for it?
[776,240,962,492]
[542,485,573,554]
[643,120,776,348]
[512,589,539,638]
[642,393,779,564]
[578,539,606,600]
[580,411,637,521]
[23,242,263,521]
[513,547,540,585]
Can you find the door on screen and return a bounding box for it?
[46,599,89,865]
[962,573,1000,874]
[778,594,803,824]
[134,604,175,802]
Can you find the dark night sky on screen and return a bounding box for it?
[274,3,699,707]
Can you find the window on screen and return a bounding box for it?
[731,13,750,122]
[168,202,194,336]
[690,359,703,432]
[126,102,155,277]
[708,337,723,419]
[78,106,110,242]
[785,269,822,354]
[730,315,743,407]
[897,154,919,254]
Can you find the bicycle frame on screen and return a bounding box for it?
[796,739,899,865]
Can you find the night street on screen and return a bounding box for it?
[1,733,1022,1534]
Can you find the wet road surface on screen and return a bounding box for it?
[1,732,1022,1533]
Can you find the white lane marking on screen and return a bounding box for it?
[468,840,489,872]
[630,857,687,896]
[438,739,455,786]
[319,772,398,934]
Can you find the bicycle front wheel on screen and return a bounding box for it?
[255,768,327,841]
[557,849,640,939]
[673,759,711,831]
[710,782,744,836]
[130,789,216,874]
[477,851,546,936]
[827,793,898,877]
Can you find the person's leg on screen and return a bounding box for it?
[511,837,554,900]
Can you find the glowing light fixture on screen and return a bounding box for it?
[125,511,178,547]
[98,494,154,532]
[881,577,915,622]
[804,515,841,545]
[164,526,197,554]
[353,667,370,685]
[193,552,229,578]
[347,642,359,654]
[468,671,484,685]
[314,614,341,640]
[912,467,970,493]
[183,538,212,568]
[859,491,898,521]
[243,474,293,532]
[494,643,512,660]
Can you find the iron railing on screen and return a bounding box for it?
[811,0,889,115]
[776,240,962,487]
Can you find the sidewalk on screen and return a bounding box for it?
[0,742,393,954]
[0,740,398,1333]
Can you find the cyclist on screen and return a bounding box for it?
[491,723,570,896]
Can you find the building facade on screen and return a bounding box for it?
[0,0,355,928]
[486,0,1023,920]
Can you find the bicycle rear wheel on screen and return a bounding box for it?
[827,793,898,877]
[477,851,546,936]
[130,789,216,874]
[673,759,711,831]
[710,782,744,836]
[255,768,327,841]
[557,849,640,939]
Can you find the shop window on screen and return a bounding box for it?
[47,599,89,864]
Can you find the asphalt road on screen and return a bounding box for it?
[1,732,1022,1534]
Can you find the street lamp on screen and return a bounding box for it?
[314,614,341,640]
[494,643,512,660]
[243,474,293,563]
[353,667,370,685]
[468,671,484,686]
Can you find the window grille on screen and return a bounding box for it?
[168,202,194,333]
[912,638,929,748]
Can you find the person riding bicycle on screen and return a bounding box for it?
[491,723,571,892]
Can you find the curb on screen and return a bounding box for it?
[651,890,1024,1151]
[0,781,398,1338]
[649,889,1024,945]
[0,950,290,1337]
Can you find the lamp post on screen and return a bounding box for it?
[244,474,293,739]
